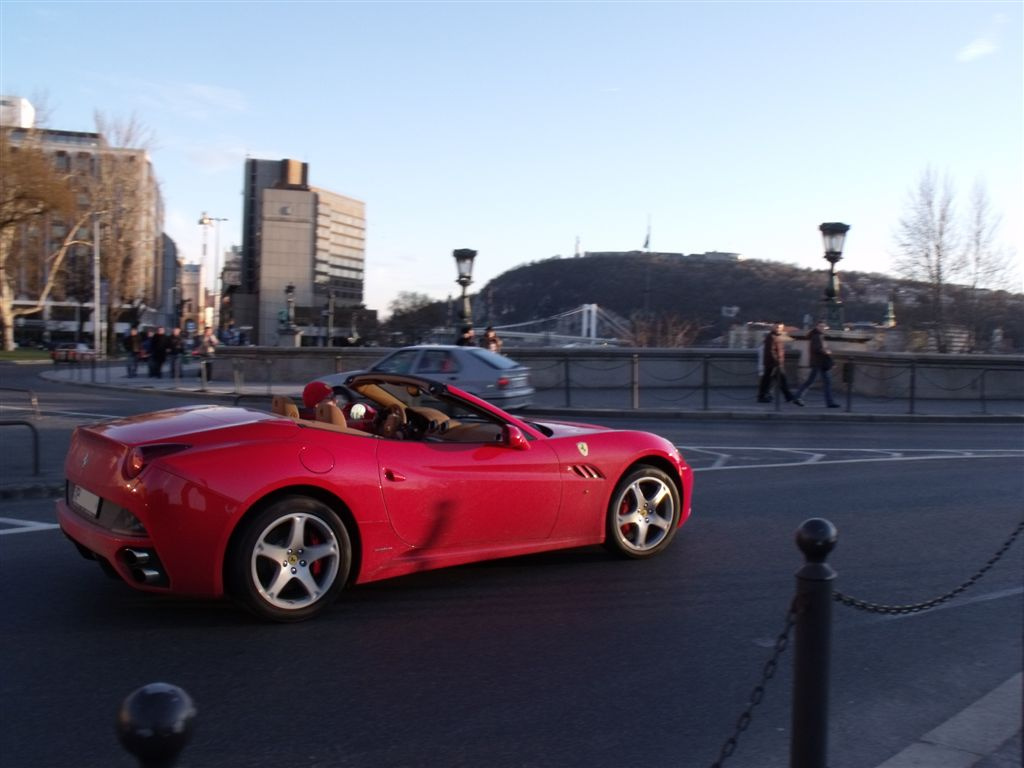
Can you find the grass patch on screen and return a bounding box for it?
[0,349,51,362]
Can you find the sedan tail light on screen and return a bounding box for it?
[496,376,509,389]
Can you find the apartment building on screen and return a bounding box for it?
[1,96,169,347]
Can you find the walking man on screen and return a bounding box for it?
[757,322,800,405]
[167,327,185,380]
[123,327,141,378]
[794,321,840,408]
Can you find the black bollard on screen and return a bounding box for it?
[791,518,837,768]
[117,682,196,768]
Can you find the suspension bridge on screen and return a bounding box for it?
[483,304,633,346]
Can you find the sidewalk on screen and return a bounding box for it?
[2,362,1021,766]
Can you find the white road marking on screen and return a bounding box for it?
[682,446,1024,472]
[0,404,121,419]
[0,517,61,535]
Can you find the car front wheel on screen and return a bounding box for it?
[605,466,680,559]
[230,496,351,622]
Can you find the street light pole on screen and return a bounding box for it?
[169,286,180,328]
[285,283,296,329]
[198,212,228,331]
[327,289,336,347]
[819,223,850,330]
[453,248,477,336]
[92,212,103,356]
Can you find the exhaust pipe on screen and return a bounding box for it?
[122,548,151,565]
[131,567,163,585]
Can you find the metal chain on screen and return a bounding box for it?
[709,598,800,768]
[834,519,1024,615]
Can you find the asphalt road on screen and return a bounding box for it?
[0,365,1021,768]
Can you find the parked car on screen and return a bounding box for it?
[318,344,534,409]
[51,342,94,364]
[57,372,693,622]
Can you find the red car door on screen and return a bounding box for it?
[375,437,563,549]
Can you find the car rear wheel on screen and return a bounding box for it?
[230,496,351,622]
[605,466,680,559]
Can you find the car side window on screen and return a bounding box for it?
[417,350,455,374]
[375,350,417,374]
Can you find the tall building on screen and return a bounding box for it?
[1,97,168,348]
[237,158,367,345]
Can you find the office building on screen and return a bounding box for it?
[236,158,367,346]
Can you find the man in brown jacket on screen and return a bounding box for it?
[758,322,800,404]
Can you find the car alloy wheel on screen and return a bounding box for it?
[605,466,680,559]
[232,496,351,622]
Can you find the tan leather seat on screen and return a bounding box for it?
[271,395,300,419]
[314,401,371,436]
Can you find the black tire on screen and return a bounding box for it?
[229,496,352,622]
[604,466,681,559]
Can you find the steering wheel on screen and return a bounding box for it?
[376,404,406,438]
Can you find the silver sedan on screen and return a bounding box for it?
[319,345,534,409]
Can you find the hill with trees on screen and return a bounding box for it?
[382,252,1024,351]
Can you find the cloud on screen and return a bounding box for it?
[88,73,247,121]
[956,37,997,62]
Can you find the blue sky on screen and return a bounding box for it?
[3,1,1021,315]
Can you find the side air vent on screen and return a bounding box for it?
[568,464,604,480]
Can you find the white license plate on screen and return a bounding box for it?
[72,485,101,518]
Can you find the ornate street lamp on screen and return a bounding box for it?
[819,222,850,330]
[453,248,477,332]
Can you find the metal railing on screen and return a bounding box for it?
[0,420,40,475]
[524,352,1023,415]
[710,516,1023,767]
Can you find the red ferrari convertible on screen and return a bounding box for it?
[57,373,693,621]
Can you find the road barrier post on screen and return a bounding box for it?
[791,518,837,768]
[117,682,196,768]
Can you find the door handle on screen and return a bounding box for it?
[383,468,407,482]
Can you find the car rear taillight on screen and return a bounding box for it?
[497,376,510,389]
[125,448,146,479]
[123,444,191,480]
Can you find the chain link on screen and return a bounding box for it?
[709,598,800,767]
[834,519,1023,615]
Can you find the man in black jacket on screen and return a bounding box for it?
[794,321,840,407]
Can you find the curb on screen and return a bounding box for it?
[874,673,1022,768]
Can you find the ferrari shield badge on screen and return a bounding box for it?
[576,441,589,457]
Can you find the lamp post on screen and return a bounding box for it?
[285,283,296,330]
[169,286,180,328]
[453,248,477,335]
[327,289,336,347]
[819,222,850,330]
[92,212,103,356]
[198,212,228,331]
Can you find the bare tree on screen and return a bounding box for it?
[964,181,1017,290]
[0,114,162,352]
[0,130,78,350]
[630,311,705,347]
[960,182,1019,350]
[88,113,161,350]
[893,168,963,352]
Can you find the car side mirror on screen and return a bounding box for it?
[505,425,530,451]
